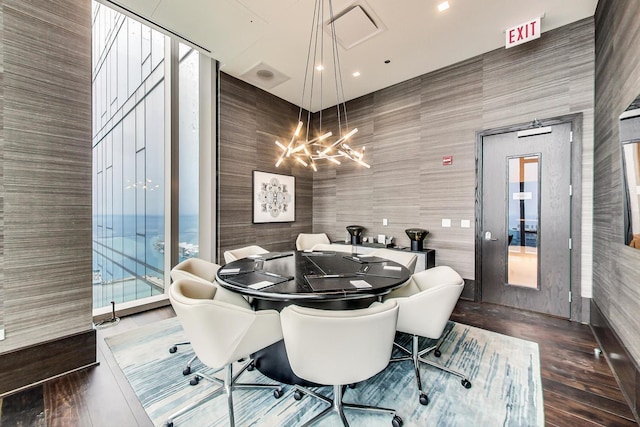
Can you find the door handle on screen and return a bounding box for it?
[484,231,498,241]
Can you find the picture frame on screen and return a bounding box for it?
[253,170,296,223]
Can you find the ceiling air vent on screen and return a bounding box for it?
[240,62,290,90]
[327,3,386,50]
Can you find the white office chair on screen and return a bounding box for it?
[281,301,403,427]
[169,258,222,375]
[170,257,219,284]
[223,245,269,264]
[166,278,284,427]
[369,248,417,273]
[309,243,353,253]
[383,266,471,406]
[295,233,331,250]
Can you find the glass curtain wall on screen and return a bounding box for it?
[92,2,201,310]
[178,45,200,259]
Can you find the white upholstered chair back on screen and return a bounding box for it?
[388,266,464,338]
[369,248,418,273]
[281,300,398,386]
[169,279,283,369]
[170,257,219,283]
[295,233,331,250]
[223,245,269,264]
[170,258,247,306]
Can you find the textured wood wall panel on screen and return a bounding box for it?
[419,58,482,278]
[312,19,594,284]
[0,4,5,334]
[218,73,313,261]
[371,79,422,245]
[593,0,640,365]
[0,0,93,354]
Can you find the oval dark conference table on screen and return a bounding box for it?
[215,249,412,386]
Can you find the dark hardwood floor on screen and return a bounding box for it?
[450,302,637,427]
[0,300,637,426]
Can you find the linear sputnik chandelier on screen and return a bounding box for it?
[275,0,369,171]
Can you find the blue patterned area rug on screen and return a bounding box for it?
[105,317,543,427]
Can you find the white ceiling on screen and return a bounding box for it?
[108,0,597,112]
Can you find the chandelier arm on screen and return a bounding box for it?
[338,149,353,160]
[275,0,367,171]
[291,131,333,153]
[320,127,358,155]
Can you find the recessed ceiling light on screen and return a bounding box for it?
[316,64,324,71]
[438,1,450,12]
[352,71,361,77]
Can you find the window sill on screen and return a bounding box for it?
[92,294,170,322]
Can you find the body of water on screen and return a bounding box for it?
[92,214,198,308]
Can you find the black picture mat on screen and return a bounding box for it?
[218,259,256,276]
[357,263,404,278]
[304,275,360,292]
[223,271,292,287]
[342,255,388,264]
[249,251,294,261]
[252,171,295,223]
[302,251,336,256]
[307,255,358,275]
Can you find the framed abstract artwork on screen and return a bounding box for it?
[253,171,295,223]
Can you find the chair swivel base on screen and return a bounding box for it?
[168,341,198,375]
[391,334,471,405]
[165,359,283,427]
[294,384,402,427]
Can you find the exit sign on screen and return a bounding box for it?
[505,17,541,49]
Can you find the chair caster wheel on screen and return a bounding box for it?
[347,383,356,389]
[461,379,472,389]
[434,349,441,357]
[293,390,304,401]
[190,376,201,386]
[392,415,403,427]
[419,393,429,406]
[169,346,177,354]
[273,388,283,398]
[247,362,255,371]
[183,366,191,375]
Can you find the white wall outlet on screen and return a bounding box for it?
[383,218,389,226]
[461,219,471,228]
[0,328,5,341]
[442,218,451,227]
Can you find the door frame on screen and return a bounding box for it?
[475,113,583,321]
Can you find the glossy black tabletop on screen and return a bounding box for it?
[215,250,411,303]
[216,249,412,385]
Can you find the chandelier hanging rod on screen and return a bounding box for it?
[274,0,369,171]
